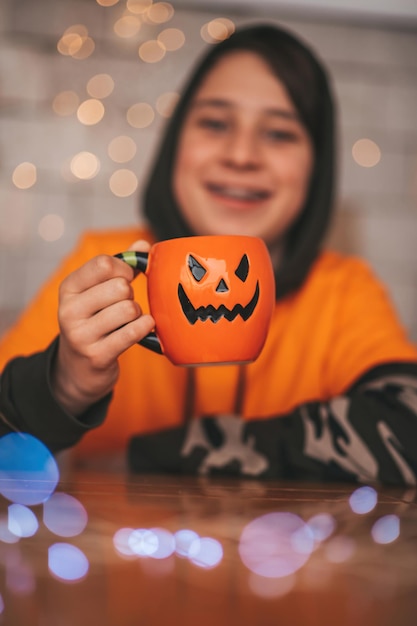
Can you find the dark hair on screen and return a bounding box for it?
[143,23,336,299]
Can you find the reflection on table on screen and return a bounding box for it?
[0,432,416,626]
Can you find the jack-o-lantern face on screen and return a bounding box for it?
[178,253,259,324]
[133,235,275,365]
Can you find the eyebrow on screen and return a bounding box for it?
[190,98,299,121]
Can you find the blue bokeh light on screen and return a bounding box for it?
[349,486,378,515]
[8,504,39,538]
[43,492,88,537]
[371,515,400,544]
[48,543,89,582]
[0,433,59,505]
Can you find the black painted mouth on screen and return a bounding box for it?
[178,282,260,324]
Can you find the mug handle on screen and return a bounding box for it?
[114,251,163,355]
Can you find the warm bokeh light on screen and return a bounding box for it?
[156,91,179,117]
[57,25,95,59]
[70,151,100,180]
[126,0,152,14]
[146,2,174,24]
[72,37,95,60]
[138,39,165,63]
[52,90,80,116]
[109,168,138,197]
[96,0,119,6]
[86,73,114,99]
[77,98,105,125]
[352,138,381,168]
[12,162,37,189]
[201,18,235,44]
[126,102,154,128]
[38,214,65,242]
[114,14,142,37]
[108,135,137,162]
[157,28,185,51]
[57,32,85,56]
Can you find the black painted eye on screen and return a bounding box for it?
[235,254,249,282]
[188,255,206,282]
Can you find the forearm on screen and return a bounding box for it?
[0,338,110,453]
[128,362,417,485]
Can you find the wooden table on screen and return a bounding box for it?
[1,470,416,626]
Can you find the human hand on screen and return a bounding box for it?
[52,240,155,416]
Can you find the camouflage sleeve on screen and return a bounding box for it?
[129,362,417,486]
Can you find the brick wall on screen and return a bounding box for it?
[0,0,416,341]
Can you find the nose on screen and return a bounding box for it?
[216,278,229,293]
[222,128,260,170]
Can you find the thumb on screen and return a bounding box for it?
[128,239,152,253]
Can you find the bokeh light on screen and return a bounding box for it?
[146,2,174,24]
[113,527,137,558]
[96,0,120,6]
[127,102,154,128]
[306,513,336,543]
[108,135,137,163]
[43,492,88,537]
[70,151,100,180]
[0,517,20,544]
[57,25,95,60]
[156,91,179,117]
[38,214,65,242]
[189,537,223,569]
[157,28,185,51]
[52,90,80,116]
[324,536,356,563]
[8,504,39,538]
[12,162,37,190]
[239,512,314,578]
[371,515,400,544]
[349,486,378,514]
[249,572,295,598]
[174,529,199,557]
[48,543,89,582]
[128,528,158,556]
[109,169,138,197]
[126,0,152,14]
[114,15,142,38]
[352,138,381,168]
[86,73,115,99]
[77,98,105,125]
[201,18,235,44]
[138,40,165,63]
[0,433,59,506]
[148,528,175,559]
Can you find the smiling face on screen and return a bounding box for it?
[172,51,314,256]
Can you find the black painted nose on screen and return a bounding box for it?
[216,279,229,293]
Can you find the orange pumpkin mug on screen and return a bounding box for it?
[115,235,275,366]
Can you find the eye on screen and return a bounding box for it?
[197,117,228,132]
[188,255,206,282]
[264,129,298,143]
[235,254,249,282]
